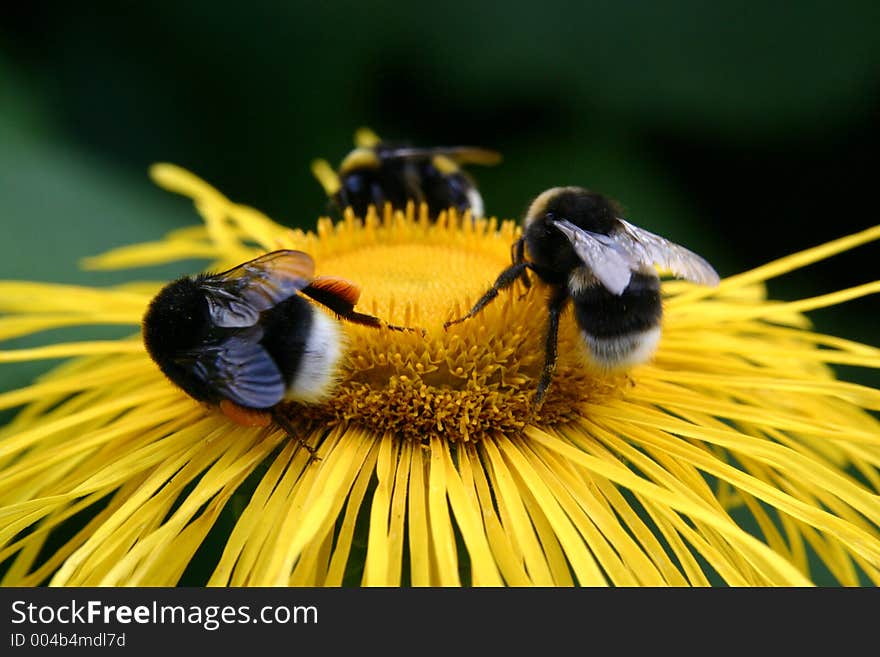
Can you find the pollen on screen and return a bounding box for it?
[275,204,627,442]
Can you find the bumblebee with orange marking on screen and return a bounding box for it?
[142,250,408,456]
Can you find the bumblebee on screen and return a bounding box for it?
[444,186,720,408]
[311,128,501,219]
[142,250,406,451]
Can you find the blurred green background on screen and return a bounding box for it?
[2,0,878,416]
[1,0,879,586]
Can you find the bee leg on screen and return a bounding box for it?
[271,409,321,463]
[516,268,532,300]
[337,309,423,335]
[531,289,569,410]
[510,237,531,298]
[443,261,533,329]
[301,282,423,334]
[510,236,525,264]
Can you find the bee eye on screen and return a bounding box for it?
[545,211,556,221]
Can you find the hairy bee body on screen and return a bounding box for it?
[522,188,667,370]
[312,133,500,220]
[145,280,343,407]
[446,186,719,407]
[570,271,662,369]
[142,250,407,431]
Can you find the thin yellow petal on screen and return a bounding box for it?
[209,440,300,586]
[228,435,320,586]
[0,341,144,362]
[384,439,412,585]
[480,438,556,585]
[363,436,399,585]
[81,241,218,270]
[149,163,228,204]
[674,282,880,326]
[407,443,431,586]
[526,427,812,585]
[461,443,533,585]
[522,439,669,585]
[267,428,374,585]
[439,444,503,585]
[497,437,614,586]
[427,437,460,586]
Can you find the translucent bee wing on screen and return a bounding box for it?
[382,146,502,166]
[616,219,720,287]
[201,250,316,328]
[188,327,285,409]
[553,219,637,295]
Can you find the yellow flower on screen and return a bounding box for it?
[1,163,879,586]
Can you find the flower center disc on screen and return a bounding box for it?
[287,209,623,442]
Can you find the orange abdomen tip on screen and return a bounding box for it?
[219,400,272,427]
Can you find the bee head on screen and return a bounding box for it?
[142,275,214,361]
[525,186,620,235]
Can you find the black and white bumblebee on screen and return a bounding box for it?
[142,250,404,445]
[445,186,720,407]
[311,129,501,220]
